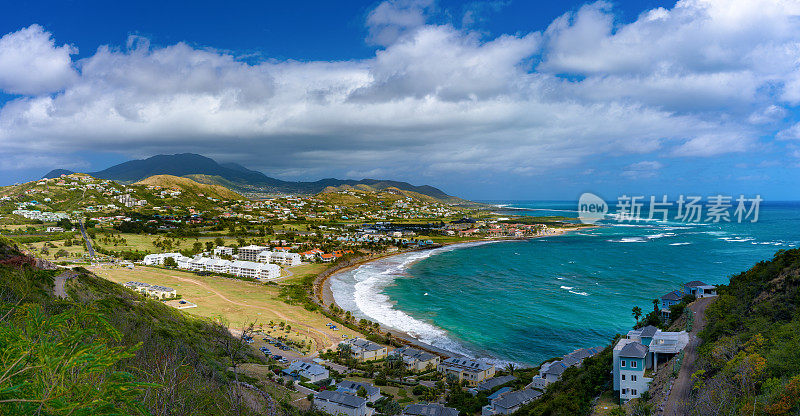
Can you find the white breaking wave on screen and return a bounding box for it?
[607,237,647,243]
[669,242,691,246]
[719,236,755,242]
[560,286,574,290]
[330,241,500,358]
[569,290,589,296]
[646,233,676,239]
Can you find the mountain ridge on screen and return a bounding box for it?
[42,153,462,202]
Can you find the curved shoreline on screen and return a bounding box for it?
[314,227,583,358]
[314,232,572,309]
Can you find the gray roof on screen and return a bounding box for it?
[441,357,493,372]
[403,403,459,416]
[566,347,600,361]
[315,390,367,408]
[640,325,659,338]
[684,280,708,287]
[476,375,517,391]
[335,380,380,397]
[287,360,328,376]
[618,342,648,359]
[542,361,567,376]
[392,347,437,362]
[561,355,580,367]
[661,290,683,301]
[492,389,542,410]
[348,338,385,352]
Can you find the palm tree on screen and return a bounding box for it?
[632,306,643,323]
[337,343,352,358]
[652,298,660,312]
[504,363,516,376]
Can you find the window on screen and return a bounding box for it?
[632,389,637,395]
[621,374,626,381]
[621,360,626,367]
[631,375,637,381]
[621,389,627,395]
[631,361,637,368]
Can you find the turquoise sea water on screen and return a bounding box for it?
[330,201,800,366]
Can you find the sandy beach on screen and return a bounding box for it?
[315,227,582,357]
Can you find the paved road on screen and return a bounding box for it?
[662,297,716,416]
[53,271,78,299]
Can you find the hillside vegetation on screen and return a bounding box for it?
[317,185,452,205]
[0,237,315,416]
[688,248,800,414]
[135,174,243,200]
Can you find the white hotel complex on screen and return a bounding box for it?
[141,244,308,280]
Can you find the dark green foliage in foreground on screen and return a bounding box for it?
[0,237,309,416]
[690,248,800,414]
[512,344,614,416]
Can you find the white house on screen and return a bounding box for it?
[213,246,234,257]
[270,251,302,266]
[46,226,64,233]
[314,391,372,416]
[228,260,280,280]
[206,258,231,274]
[143,252,184,266]
[285,360,329,382]
[188,257,212,271]
[335,380,382,403]
[683,281,717,298]
[256,250,273,263]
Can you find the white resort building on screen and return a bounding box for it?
[237,245,267,261]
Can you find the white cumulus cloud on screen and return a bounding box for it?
[0,0,799,181]
[0,24,77,95]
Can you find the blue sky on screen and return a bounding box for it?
[1,0,799,200]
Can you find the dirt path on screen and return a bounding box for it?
[662,297,716,416]
[166,274,339,352]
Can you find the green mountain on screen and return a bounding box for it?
[42,153,460,201]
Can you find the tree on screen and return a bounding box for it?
[163,257,177,268]
[632,306,643,323]
[337,343,352,358]
[652,298,660,312]
[504,363,516,376]
[211,320,256,416]
[0,305,154,415]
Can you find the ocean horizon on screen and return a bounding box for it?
[330,200,800,366]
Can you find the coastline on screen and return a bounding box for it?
[315,226,585,358]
